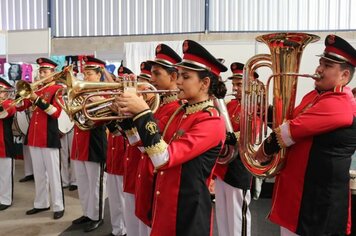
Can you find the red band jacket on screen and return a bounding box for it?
[106,133,126,175]
[135,97,181,226]
[133,99,225,236]
[269,87,356,236]
[0,99,17,158]
[71,125,107,163]
[17,84,62,148]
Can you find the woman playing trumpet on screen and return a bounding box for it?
[70,56,107,232]
[114,40,227,236]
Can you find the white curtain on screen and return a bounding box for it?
[124,41,183,75]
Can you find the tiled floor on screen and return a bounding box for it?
[2,160,280,236]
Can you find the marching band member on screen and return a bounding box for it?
[135,45,182,230]
[115,40,227,236]
[214,62,257,236]
[105,68,129,236]
[60,128,77,191]
[18,58,65,220]
[19,144,34,182]
[115,64,146,236]
[70,56,108,232]
[0,78,17,211]
[105,123,127,236]
[254,35,356,236]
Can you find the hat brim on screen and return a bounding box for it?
[227,75,243,80]
[175,61,207,72]
[137,74,151,81]
[317,54,347,64]
[147,59,175,68]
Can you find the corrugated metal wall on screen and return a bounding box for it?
[54,0,205,37]
[0,0,48,31]
[209,0,356,31]
[1,0,356,35]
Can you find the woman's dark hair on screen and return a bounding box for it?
[163,66,178,74]
[197,70,227,99]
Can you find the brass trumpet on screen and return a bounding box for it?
[82,88,180,122]
[5,65,72,110]
[57,71,179,130]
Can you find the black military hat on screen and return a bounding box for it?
[36,58,58,69]
[318,34,356,67]
[0,78,12,89]
[117,61,134,77]
[137,61,152,81]
[147,44,182,68]
[83,56,106,69]
[176,40,227,76]
[227,62,259,80]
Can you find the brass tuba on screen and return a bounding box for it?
[239,32,320,178]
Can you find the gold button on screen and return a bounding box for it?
[126,158,129,161]
[160,171,164,175]
[35,122,38,124]
[112,147,115,150]
[112,135,115,138]
[138,174,141,178]
[76,132,78,135]
[156,191,160,195]
[36,112,39,115]
[141,156,144,159]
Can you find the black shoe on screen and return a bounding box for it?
[26,207,50,215]
[68,185,77,191]
[72,215,91,225]
[53,210,64,219]
[0,204,10,211]
[19,175,34,182]
[84,219,103,232]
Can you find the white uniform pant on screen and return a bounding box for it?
[23,144,33,176]
[60,130,76,187]
[215,177,251,236]
[281,227,300,236]
[107,173,126,236]
[123,192,151,236]
[0,158,13,205]
[29,146,64,212]
[73,160,106,221]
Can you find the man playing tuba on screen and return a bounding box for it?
[254,35,356,236]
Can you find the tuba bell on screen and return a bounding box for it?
[239,32,320,178]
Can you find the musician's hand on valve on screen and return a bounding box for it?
[253,142,273,163]
[225,132,237,145]
[116,91,149,115]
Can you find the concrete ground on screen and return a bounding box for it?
[0,160,279,236]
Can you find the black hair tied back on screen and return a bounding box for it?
[214,80,227,99]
